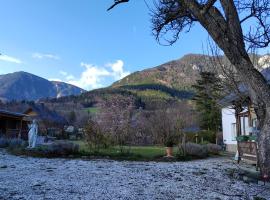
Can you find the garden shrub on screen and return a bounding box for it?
[0,137,9,148]
[42,141,79,156]
[0,137,26,149]
[200,131,216,143]
[206,143,222,155]
[185,131,216,144]
[8,141,79,158]
[8,138,26,149]
[185,142,208,158]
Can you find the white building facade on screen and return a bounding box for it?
[222,106,257,152]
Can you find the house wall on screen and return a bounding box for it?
[222,107,237,152]
[0,116,28,139]
[222,106,259,152]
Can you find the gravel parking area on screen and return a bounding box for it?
[0,149,269,200]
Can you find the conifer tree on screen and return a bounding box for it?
[193,72,222,134]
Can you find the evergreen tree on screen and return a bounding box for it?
[192,72,223,133]
[68,111,77,125]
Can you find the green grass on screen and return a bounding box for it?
[73,141,180,161]
[134,90,172,100]
[85,107,99,114]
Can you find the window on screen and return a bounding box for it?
[252,118,258,128]
[240,116,249,135]
[231,123,237,140]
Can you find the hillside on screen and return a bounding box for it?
[47,53,267,113]
[112,54,206,90]
[112,53,264,91]
[0,71,85,101]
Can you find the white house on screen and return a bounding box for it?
[222,104,258,152]
[222,107,237,152]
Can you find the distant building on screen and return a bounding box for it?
[23,104,67,132]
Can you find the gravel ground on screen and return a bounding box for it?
[0,150,269,200]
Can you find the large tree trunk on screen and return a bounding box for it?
[234,59,270,178]
[258,110,270,179]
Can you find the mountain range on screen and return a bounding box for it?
[112,54,268,90]
[0,71,85,101]
[0,54,269,102]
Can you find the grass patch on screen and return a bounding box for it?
[85,107,99,114]
[4,139,220,161]
[135,90,172,100]
[74,141,180,161]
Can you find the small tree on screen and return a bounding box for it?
[96,94,135,153]
[174,118,187,156]
[84,118,108,152]
[68,111,77,125]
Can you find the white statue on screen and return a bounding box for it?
[27,120,38,148]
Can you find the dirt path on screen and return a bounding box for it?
[0,150,269,200]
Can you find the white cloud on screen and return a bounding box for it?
[68,62,111,89]
[56,60,130,90]
[32,52,60,60]
[106,60,130,80]
[66,75,75,80]
[59,70,68,76]
[0,54,22,64]
[49,78,62,82]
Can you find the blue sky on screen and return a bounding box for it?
[0,0,220,90]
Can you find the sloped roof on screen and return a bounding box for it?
[0,109,28,119]
[219,84,249,107]
[220,68,270,107]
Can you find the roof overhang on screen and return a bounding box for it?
[0,109,29,120]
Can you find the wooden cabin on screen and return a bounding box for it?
[0,109,29,140]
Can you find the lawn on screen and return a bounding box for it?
[73,141,180,161]
[84,107,99,114]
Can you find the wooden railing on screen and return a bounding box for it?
[6,129,28,140]
[238,141,259,170]
[6,129,20,138]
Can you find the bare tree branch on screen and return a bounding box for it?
[107,0,129,11]
[201,0,218,14]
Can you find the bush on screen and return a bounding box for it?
[0,137,26,149]
[236,135,249,142]
[185,142,208,158]
[206,143,222,155]
[0,137,9,148]
[7,141,79,158]
[164,135,176,147]
[40,141,79,156]
[200,131,216,143]
[8,138,26,149]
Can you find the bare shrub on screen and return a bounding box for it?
[41,141,79,156]
[206,144,222,155]
[9,138,26,149]
[0,137,9,148]
[0,137,26,149]
[185,142,208,158]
